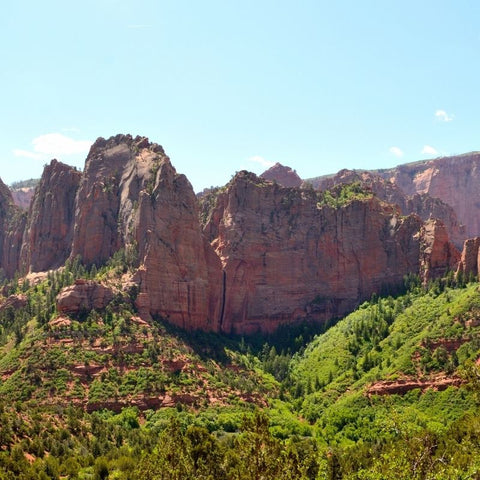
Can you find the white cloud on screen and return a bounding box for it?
[389,146,404,158]
[13,149,44,160]
[435,109,454,122]
[422,145,438,155]
[248,155,275,168]
[13,133,92,160]
[32,133,92,155]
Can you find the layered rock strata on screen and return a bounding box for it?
[57,279,114,314]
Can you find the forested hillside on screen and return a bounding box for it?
[0,260,479,478]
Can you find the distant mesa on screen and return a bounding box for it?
[260,162,302,188]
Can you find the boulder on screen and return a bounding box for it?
[56,280,114,314]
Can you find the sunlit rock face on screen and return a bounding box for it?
[204,171,459,334]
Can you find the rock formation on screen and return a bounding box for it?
[56,279,114,314]
[419,219,460,280]
[313,168,466,248]
[132,154,223,331]
[71,134,165,266]
[11,186,36,210]
[0,134,467,334]
[375,152,480,239]
[204,171,459,334]
[0,294,27,314]
[20,160,81,273]
[456,237,480,279]
[0,177,25,278]
[261,162,303,188]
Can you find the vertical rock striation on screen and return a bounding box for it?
[20,160,81,273]
[133,158,223,330]
[204,171,459,334]
[0,178,26,278]
[0,135,466,334]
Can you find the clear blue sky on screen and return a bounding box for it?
[1,0,479,191]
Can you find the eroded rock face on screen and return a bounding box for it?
[11,187,35,210]
[204,172,459,334]
[261,162,302,188]
[133,158,223,331]
[0,177,25,278]
[0,135,466,335]
[367,375,463,396]
[419,219,460,281]
[315,169,466,248]
[377,152,480,238]
[457,237,480,279]
[71,134,166,266]
[56,279,115,314]
[19,160,81,273]
[0,294,27,313]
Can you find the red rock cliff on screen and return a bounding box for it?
[204,172,459,334]
[261,163,303,188]
[377,152,480,238]
[133,157,223,331]
[0,177,26,278]
[19,160,81,273]
[0,135,465,335]
[315,169,465,249]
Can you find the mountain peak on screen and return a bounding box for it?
[260,162,302,188]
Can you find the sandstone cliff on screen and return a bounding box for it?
[376,152,480,239]
[0,177,25,278]
[70,134,166,266]
[11,186,35,210]
[19,160,81,273]
[204,172,459,334]
[313,169,465,248]
[456,237,480,279]
[132,155,223,331]
[0,135,466,335]
[261,162,303,188]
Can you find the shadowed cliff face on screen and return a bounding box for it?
[20,160,81,273]
[0,177,26,278]
[0,135,466,334]
[204,172,459,334]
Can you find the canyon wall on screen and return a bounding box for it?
[20,160,81,273]
[377,153,480,239]
[204,172,458,334]
[0,135,468,334]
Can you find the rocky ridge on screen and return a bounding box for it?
[306,152,480,242]
[0,135,473,334]
[310,168,466,249]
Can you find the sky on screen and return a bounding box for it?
[1,1,479,192]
